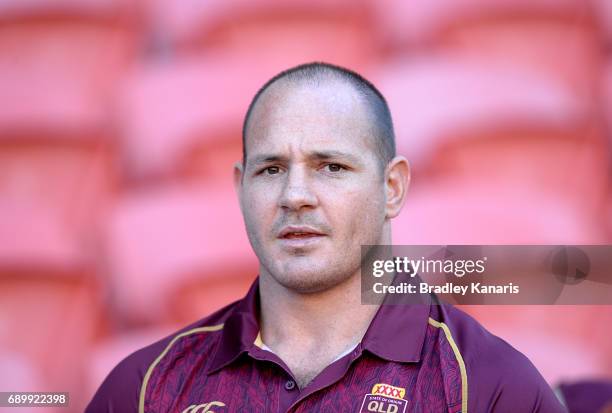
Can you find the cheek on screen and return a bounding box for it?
[241,188,277,232]
[328,186,386,242]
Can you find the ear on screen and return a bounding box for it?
[384,156,410,219]
[233,161,245,203]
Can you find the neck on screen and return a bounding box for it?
[258,269,379,352]
[258,225,392,351]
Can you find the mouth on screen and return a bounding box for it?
[278,226,326,239]
[277,226,327,248]
[282,232,323,239]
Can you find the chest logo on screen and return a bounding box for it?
[181,401,225,413]
[360,383,407,413]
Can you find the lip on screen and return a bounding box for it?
[277,226,327,248]
[278,226,326,239]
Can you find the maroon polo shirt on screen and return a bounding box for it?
[86,277,565,412]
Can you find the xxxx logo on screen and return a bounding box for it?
[371,383,406,400]
[181,401,225,413]
[360,383,407,413]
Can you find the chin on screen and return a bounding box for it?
[270,259,355,294]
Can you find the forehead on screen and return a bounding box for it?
[245,80,379,159]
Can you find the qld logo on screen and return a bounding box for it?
[360,383,407,413]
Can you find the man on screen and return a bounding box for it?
[87,62,565,412]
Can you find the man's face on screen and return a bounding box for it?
[237,81,388,293]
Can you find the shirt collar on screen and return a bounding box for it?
[207,274,431,374]
[361,274,432,363]
[207,279,260,374]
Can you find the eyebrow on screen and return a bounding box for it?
[249,150,363,166]
[311,150,359,162]
[249,154,289,166]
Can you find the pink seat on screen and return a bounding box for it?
[374,58,609,219]
[593,0,612,48]
[374,57,591,161]
[104,184,257,325]
[0,137,117,242]
[460,305,612,386]
[0,0,130,18]
[372,0,591,44]
[144,0,376,68]
[393,183,607,245]
[0,200,103,412]
[0,350,43,391]
[118,57,272,184]
[0,0,137,98]
[0,0,133,239]
[371,0,600,96]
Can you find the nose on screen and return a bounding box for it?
[278,166,318,212]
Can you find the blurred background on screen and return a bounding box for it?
[0,0,612,411]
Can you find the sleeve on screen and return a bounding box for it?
[485,354,567,413]
[84,351,146,413]
[467,338,567,413]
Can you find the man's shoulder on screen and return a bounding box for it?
[430,303,527,368]
[85,300,238,413]
[117,299,234,377]
[430,304,565,412]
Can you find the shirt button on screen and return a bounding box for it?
[284,380,296,391]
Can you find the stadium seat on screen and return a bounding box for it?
[375,57,609,219]
[0,102,118,241]
[600,61,612,240]
[0,0,138,101]
[393,182,607,245]
[0,0,131,18]
[460,305,612,387]
[593,0,612,48]
[143,0,377,69]
[0,0,132,240]
[0,200,104,412]
[0,350,42,391]
[372,0,600,96]
[118,56,269,185]
[103,183,257,326]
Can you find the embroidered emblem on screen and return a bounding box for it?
[360,383,407,413]
[181,401,226,413]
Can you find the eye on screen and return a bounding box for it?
[324,163,345,172]
[263,166,281,175]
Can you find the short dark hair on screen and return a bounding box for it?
[241,62,396,168]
